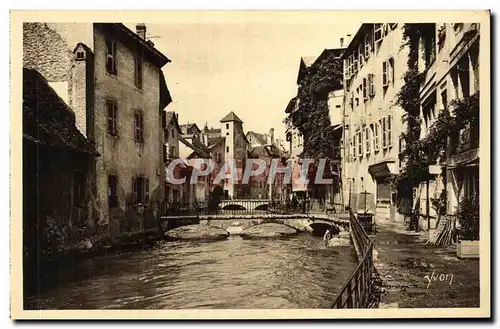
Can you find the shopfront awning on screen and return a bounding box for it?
[368,160,396,178]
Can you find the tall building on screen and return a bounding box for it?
[23,23,172,237]
[414,23,480,230]
[342,23,407,219]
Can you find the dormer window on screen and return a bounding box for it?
[73,43,88,61]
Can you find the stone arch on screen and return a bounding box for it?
[221,204,246,210]
[254,204,269,211]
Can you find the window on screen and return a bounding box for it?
[226,123,229,129]
[134,111,144,143]
[364,33,372,59]
[358,45,364,68]
[132,176,149,205]
[382,59,394,88]
[108,175,118,208]
[381,118,387,149]
[226,132,229,136]
[73,171,85,207]
[226,146,229,153]
[106,100,118,136]
[106,39,117,75]
[423,25,437,68]
[365,126,371,155]
[387,115,392,147]
[457,56,470,98]
[134,54,143,89]
[374,24,383,43]
[335,104,341,108]
[368,73,375,97]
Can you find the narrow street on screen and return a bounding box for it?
[373,217,480,308]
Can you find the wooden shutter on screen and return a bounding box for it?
[374,24,383,43]
[363,77,367,100]
[132,177,137,204]
[382,61,388,86]
[382,118,387,149]
[387,115,392,147]
[365,126,371,155]
[343,59,349,80]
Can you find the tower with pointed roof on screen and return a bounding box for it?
[220,111,248,198]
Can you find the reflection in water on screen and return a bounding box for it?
[27,233,358,309]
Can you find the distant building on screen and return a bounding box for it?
[23,22,172,237]
[199,111,250,199]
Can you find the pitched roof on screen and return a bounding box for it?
[96,23,171,67]
[246,131,268,145]
[23,68,99,156]
[220,111,243,123]
[164,111,182,133]
[180,123,201,135]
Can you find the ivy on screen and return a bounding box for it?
[288,52,343,161]
[395,24,479,186]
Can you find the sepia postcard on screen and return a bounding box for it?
[10,10,491,320]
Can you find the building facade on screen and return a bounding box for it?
[342,23,408,218]
[415,23,480,229]
[23,22,172,237]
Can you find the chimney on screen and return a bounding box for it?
[136,23,146,40]
[345,34,352,47]
[268,128,275,145]
[340,37,344,48]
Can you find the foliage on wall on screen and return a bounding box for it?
[288,52,343,161]
[396,23,479,186]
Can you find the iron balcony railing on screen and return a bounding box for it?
[332,210,374,309]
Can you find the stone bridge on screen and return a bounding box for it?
[160,213,349,236]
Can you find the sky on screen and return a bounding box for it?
[127,18,360,140]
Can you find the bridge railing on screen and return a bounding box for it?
[331,210,374,309]
[164,200,311,217]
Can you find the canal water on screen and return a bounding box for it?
[27,233,358,309]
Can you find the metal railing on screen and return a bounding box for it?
[332,210,374,309]
[164,200,309,217]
